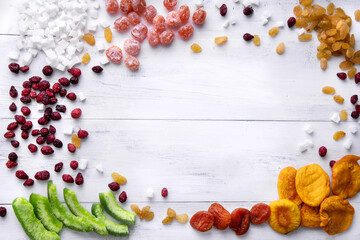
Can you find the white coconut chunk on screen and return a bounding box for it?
[89,10,98,19]
[100,56,110,65]
[215,0,223,8]
[88,22,98,32]
[297,28,306,36]
[78,159,88,170]
[230,17,237,25]
[146,188,154,199]
[8,51,20,61]
[195,0,204,8]
[250,0,260,6]
[223,20,230,28]
[344,139,352,150]
[298,142,308,152]
[349,125,358,134]
[78,92,87,101]
[96,164,104,173]
[304,139,314,149]
[22,53,33,65]
[274,21,285,28]
[304,124,314,134]
[63,126,74,136]
[330,113,340,124]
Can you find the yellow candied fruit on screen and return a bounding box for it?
[140,206,151,220]
[355,10,360,21]
[82,53,91,64]
[111,172,127,185]
[190,43,202,53]
[131,204,141,215]
[83,33,95,45]
[104,28,112,43]
[333,131,346,141]
[215,36,228,45]
[144,211,154,221]
[294,5,303,17]
[333,95,344,104]
[300,0,312,7]
[269,27,279,37]
[320,58,327,70]
[71,134,81,148]
[339,61,354,70]
[322,86,335,95]
[276,42,285,55]
[162,216,173,224]
[175,214,189,223]
[253,35,260,46]
[348,67,357,79]
[327,3,335,15]
[298,33,312,41]
[339,110,348,121]
[167,208,176,218]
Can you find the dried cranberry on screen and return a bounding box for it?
[36,91,46,103]
[108,182,120,191]
[7,122,18,131]
[44,107,52,117]
[336,72,347,80]
[23,179,34,186]
[42,95,50,105]
[9,86,18,98]
[92,66,103,73]
[9,63,20,73]
[119,191,127,203]
[9,102,17,112]
[32,83,39,90]
[38,117,49,125]
[49,125,56,134]
[287,17,296,28]
[0,207,7,217]
[356,105,360,114]
[28,144,38,153]
[21,121,33,131]
[355,73,360,84]
[8,152,18,161]
[62,174,74,183]
[68,68,81,77]
[70,76,79,84]
[66,92,77,101]
[21,88,31,96]
[49,97,57,105]
[29,91,37,98]
[51,112,62,120]
[34,170,50,180]
[11,140,20,148]
[42,65,53,76]
[56,105,66,113]
[68,143,76,153]
[39,80,50,91]
[46,135,55,144]
[15,170,29,180]
[220,4,227,16]
[351,111,359,119]
[41,146,54,155]
[23,81,32,89]
[351,95,358,105]
[40,128,49,136]
[243,6,253,16]
[21,131,29,139]
[71,108,82,119]
[4,131,15,139]
[58,77,70,86]
[243,33,254,41]
[36,136,46,145]
[53,139,63,148]
[20,96,31,104]
[15,115,26,124]
[31,129,39,136]
[70,161,79,170]
[21,106,31,116]
[54,162,63,172]
[29,76,42,83]
[46,89,55,97]
[20,65,29,73]
[6,160,17,168]
[59,89,67,97]
[161,188,168,197]
[329,160,336,168]
[75,173,84,185]
[78,130,88,139]
[319,146,327,157]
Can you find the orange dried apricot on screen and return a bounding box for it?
[229,208,250,235]
[250,203,271,225]
[83,33,95,45]
[104,28,112,42]
[190,211,214,232]
[208,203,231,230]
[71,134,81,148]
[268,199,301,234]
[300,204,320,228]
[277,167,302,206]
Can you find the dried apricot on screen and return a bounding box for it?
[190,211,214,232]
[81,53,90,64]
[71,134,81,148]
[332,155,360,199]
[269,199,301,234]
[214,36,228,45]
[208,203,231,230]
[250,203,271,225]
[277,167,302,206]
[191,43,202,53]
[111,172,127,185]
[104,28,112,42]
[300,204,320,228]
[83,33,95,46]
[229,208,250,236]
[333,131,346,140]
[175,214,189,223]
[320,196,355,235]
[167,208,176,218]
[322,86,335,94]
[295,164,330,207]
[106,45,123,63]
[131,204,141,215]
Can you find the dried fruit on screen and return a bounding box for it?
[71,134,81,148]
[351,95,358,105]
[68,143,76,153]
[287,17,296,28]
[21,106,31,116]
[163,0,177,11]
[20,65,29,73]
[337,72,347,80]
[111,172,127,185]
[300,204,320,228]
[119,191,127,202]
[250,203,271,225]
[319,146,327,157]
[190,211,214,232]
[119,0,132,14]
[131,0,146,14]
[147,28,160,47]
[69,161,78,170]
[83,33,95,45]
[7,122,18,131]
[269,27,279,37]
[161,188,168,197]
[6,160,17,168]
[178,23,194,40]
[62,174,74,183]
[339,110,348,120]
[333,131,346,141]
[28,144,38,153]
[71,108,82,119]
[128,12,141,25]
[124,56,140,71]
[75,173,84,185]
[243,6,254,16]
[92,66,103,73]
[23,179,34,186]
[220,4,227,16]
[215,36,228,45]
[276,42,285,55]
[9,63,20,73]
[298,33,312,41]
[322,86,335,94]
[144,211,154,220]
[108,182,120,191]
[295,164,330,207]
[252,35,260,46]
[277,167,302,205]
[348,67,357,78]
[106,45,123,63]
[11,140,19,148]
[68,68,81,77]
[320,58,327,70]
[78,130,88,139]
[53,139,63,148]
[162,216,173,224]
[114,17,130,31]
[166,11,181,28]
[139,206,151,220]
[160,30,175,45]
[34,170,50,180]
[81,53,90,64]
[0,207,7,217]
[243,33,254,41]
[192,8,206,25]
[124,39,141,56]
[9,102,17,112]
[4,131,15,139]
[191,43,202,53]
[42,65,53,76]
[153,15,166,33]
[355,9,360,21]
[144,5,157,22]
[131,204,141,215]
[15,170,28,180]
[41,146,54,155]
[179,5,190,22]
[268,199,301,234]
[320,196,355,235]
[105,0,119,14]
[54,162,63,172]
[208,203,231,230]
[175,214,189,223]
[229,208,250,235]
[9,86,18,98]
[167,208,176,218]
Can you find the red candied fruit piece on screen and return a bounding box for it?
[178,23,194,40]
[153,15,166,33]
[68,68,81,77]
[6,160,18,169]
[124,39,141,56]
[329,160,336,168]
[337,72,347,80]
[124,56,140,71]
[54,162,63,172]
[75,173,84,185]
[144,5,157,22]
[163,0,177,11]
[29,76,42,83]
[71,108,82,119]
[21,106,31,116]
[192,8,207,25]
[147,28,160,47]
[250,203,271,225]
[20,65,30,73]
[23,179,34,186]
[108,182,120,191]
[9,102,17,112]
[190,211,214,232]
[179,5,190,22]
[59,77,70,86]
[78,130,89,139]
[68,143,76,153]
[351,95,358,105]
[119,191,127,202]
[119,0,132,14]
[105,0,119,14]
[9,63,20,73]
[243,6,254,16]
[11,140,20,148]
[8,152,18,161]
[243,33,254,41]
[7,122,18,131]
[229,208,250,235]
[161,187,168,197]
[106,45,123,63]
[66,92,77,101]
[15,170,29,180]
[4,131,15,139]
[114,17,130,31]
[22,88,31,96]
[220,4,227,16]
[208,203,231,230]
[52,83,62,93]
[92,66,103,73]
[62,174,74,183]
[165,11,181,28]
[131,23,148,42]
[9,86,18,98]
[160,30,175,45]
[70,161,79,170]
[21,131,29,139]
[131,0,146,14]
[41,146,54,155]
[128,12,141,25]
[42,65,53,76]
[46,135,55,144]
[34,170,50,180]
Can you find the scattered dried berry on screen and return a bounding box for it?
[68,143,76,153]
[119,191,127,202]
[9,102,17,112]
[54,162,63,172]
[34,170,50,180]
[220,4,227,16]
[78,130,89,139]
[333,131,346,141]
[6,160,17,168]
[42,65,53,76]
[20,65,29,73]
[83,33,96,45]
[337,72,347,80]
[70,77,79,85]
[351,111,359,119]
[319,146,327,157]
[9,63,20,73]
[70,161,79,170]
[62,174,74,183]
[8,152,18,161]
[53,139,63,148]
[243,33,254,41]
[21,106,31,116]
[161,188,168,197]
[329,160,336,168]
[9,86,18,98]
[51,112,62,121]
[287,17,296,28]
[41,146,54,155]
[75,173,84,185]
[92,66,103,73]
[16,170,29,180]
[351,95,358,105]
[243,6,254,16]
[111,172,127,185]
[191,43,202,53]
[21,131,29,140]
[66,92,77,101]
[56,105,66,113]
[4,131,15,139]
[28,144,38,153]
[7,122,18,131]
[108,182,120,191]
[23,179,34,186]
[0,207,7,217]
[11,140,20,148]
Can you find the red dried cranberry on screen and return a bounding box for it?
[71,108,82,119]
[6,160,17,168]
[40,128,49,136]
[287,17,296,28]
[161,188,168,197]
[42,65,53,76]
[92,66,103,73]
[58,77,70,86]
[243,33,254,41]
[21,88,31,96]
[41,146,54,155]
[75,173,84,185]
[355,73,360,84]
[329,160,336,168]
[21,121,33,131]
[356,105,360,114]
[54,162,64,172]
[59,89,67,97]
[220,4,227,16]
[0,207,7,217]
[51,112,62,120]
[243,6,253,16]
[23,179,34,186]
[36,91,45,103]
[4,131,15,139]
[31,129,40,136]
[38,117,49,125]
[78,130,88,139]
[46,135,55,144]
[68,68,81,77]
[66,92,77,101]
[21,106,31,116]
[62,174,74,183]
[11,140,20,148]
[336,72,347,80]
[9,86,18,98]
[7,122,18,131]
[46,89,55,97]
[20,65,29,73]
[20,96,31,104]
[49,125,56,134]
[21,131,29,139]
[8,152,18,161]
[28,144,38,153]
[351,95,358,105]
[319,146,327,157]
[34,170,50,180]
[351,111,359,119]
[15,115,26,124]
[9,63,20,73]
[68,143,76,153]
[29,76,42,83]
[70,161,79,170]
[53,139,63,148]
[119,191,127,203]
[23,81,32,89]
[50,98,58,105]
[44,107,52,117]
[15,170,29,180]
[56,105,66,113]
[108,182,120,191]
[52,83,62,93]
[42,95,50,105]
[9,102,17,112]
[36,136,46,145]
[29,91,37,98]
[32,83,39,90]
[39,80,50,91]
[70,76,79,84]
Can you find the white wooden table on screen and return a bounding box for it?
[0,0,359,239]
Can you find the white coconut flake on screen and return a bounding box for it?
[330,113,340,124]
[344,139,352,150]
[78,159,88,170]
[215,0,223,8]
[304,124,314,134]
[146,188,154,199]
[298,142,308,152]
[349,125,358,134]
[8,51,20,61]
[304,139,314,149]
[96,164,104,173]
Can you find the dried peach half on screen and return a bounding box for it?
[320,196,355,235]
[300,204,320,228]
[277,167,302,206]
[295,164,330,207]
[332,155,360,199]
[269,199,301,234]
